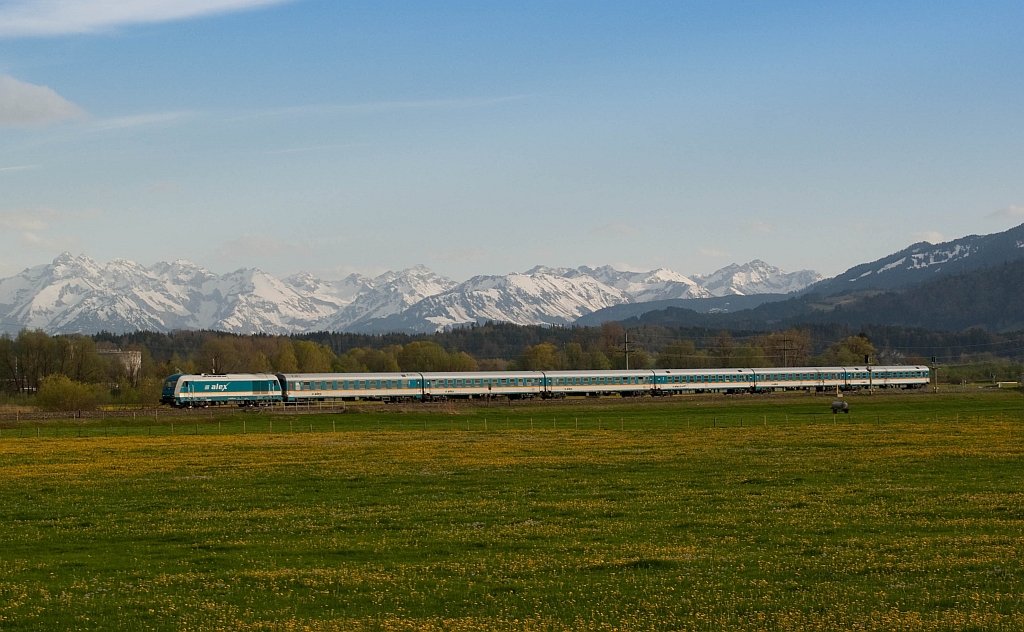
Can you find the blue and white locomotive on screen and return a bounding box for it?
[161,365,930,407]
[161,373,282,407]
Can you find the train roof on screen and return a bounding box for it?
[279,372,420,380]
[177,373,280,380]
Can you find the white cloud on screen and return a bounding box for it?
[0,75,86,127]
[0,210,49,230]
[0,0,296,37]
[988,205,1024,220]
[0,164,41,172]
[911,231,945,244]
[699,248,730,258]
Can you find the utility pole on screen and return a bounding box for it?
[779,336,794,368]
[624,332,631,370]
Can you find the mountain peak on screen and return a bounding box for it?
[52,252,75,266]
[0,257,820,335]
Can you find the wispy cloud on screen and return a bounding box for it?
[19,231,77,251]
[0,75,87,127]
[988,204,1024,220]
[0,209,50,230]
[0,207,98,232]
[699,248,730,258]
[911,230,945,244]
[232,95,529,121]
[0,0,296,38]
[90,110,199,131]
[0,164,41,172]
[261,143,364,156]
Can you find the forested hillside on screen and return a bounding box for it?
[625,259,1024,333]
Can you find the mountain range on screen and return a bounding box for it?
[6,223,1020,336]
[612,223,1024,334]
[0,256,818,335]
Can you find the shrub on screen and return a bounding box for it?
[36,375,99,411]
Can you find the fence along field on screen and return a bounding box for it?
[0,391,1021,630]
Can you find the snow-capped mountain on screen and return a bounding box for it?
[574,266,710,301]
[0,254,821,335]
[0,254,339,335]
[352,270,630,333]
[692,260,823,297]
[347,262,820,334]
[806,223,1024,297]
[280,272,371,311]
[322,265,459,331]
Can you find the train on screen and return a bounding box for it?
[161,365,931,407]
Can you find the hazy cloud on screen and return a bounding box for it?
[0,0,296,37]
[233,95,528,121]
[911,230,945,244]
[609,262,648,272]
[699,248,730,258]
[215,233,298,262]
[588,223,640,237]
[0,164,41,172]
[743,220,775,233]
[429,247,489,265]
[19,231,77,251]
[0,75,86,127]
[988,205,1024,220]
[0,210,49,231]
[261,143,363,156]
[147,181,181,195]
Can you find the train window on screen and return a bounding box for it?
[304,381,311,389]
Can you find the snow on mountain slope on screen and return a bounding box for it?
[577,265,710,301]
[350,271,628,333]
[692,260,822,296]
[281,272,370,311]
[806,223,1024,297]
[0,254,347,334]
[0,254,822,335]
[322,265,458,331]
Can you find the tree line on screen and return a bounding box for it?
[4,319,1022,410]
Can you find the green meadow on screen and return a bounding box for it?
[0,390,1022,630]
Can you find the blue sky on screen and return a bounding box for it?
[0,0,1022,280]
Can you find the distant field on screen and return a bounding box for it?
[0,391,1022,630]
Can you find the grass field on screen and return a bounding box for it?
[0,391,1022,630]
